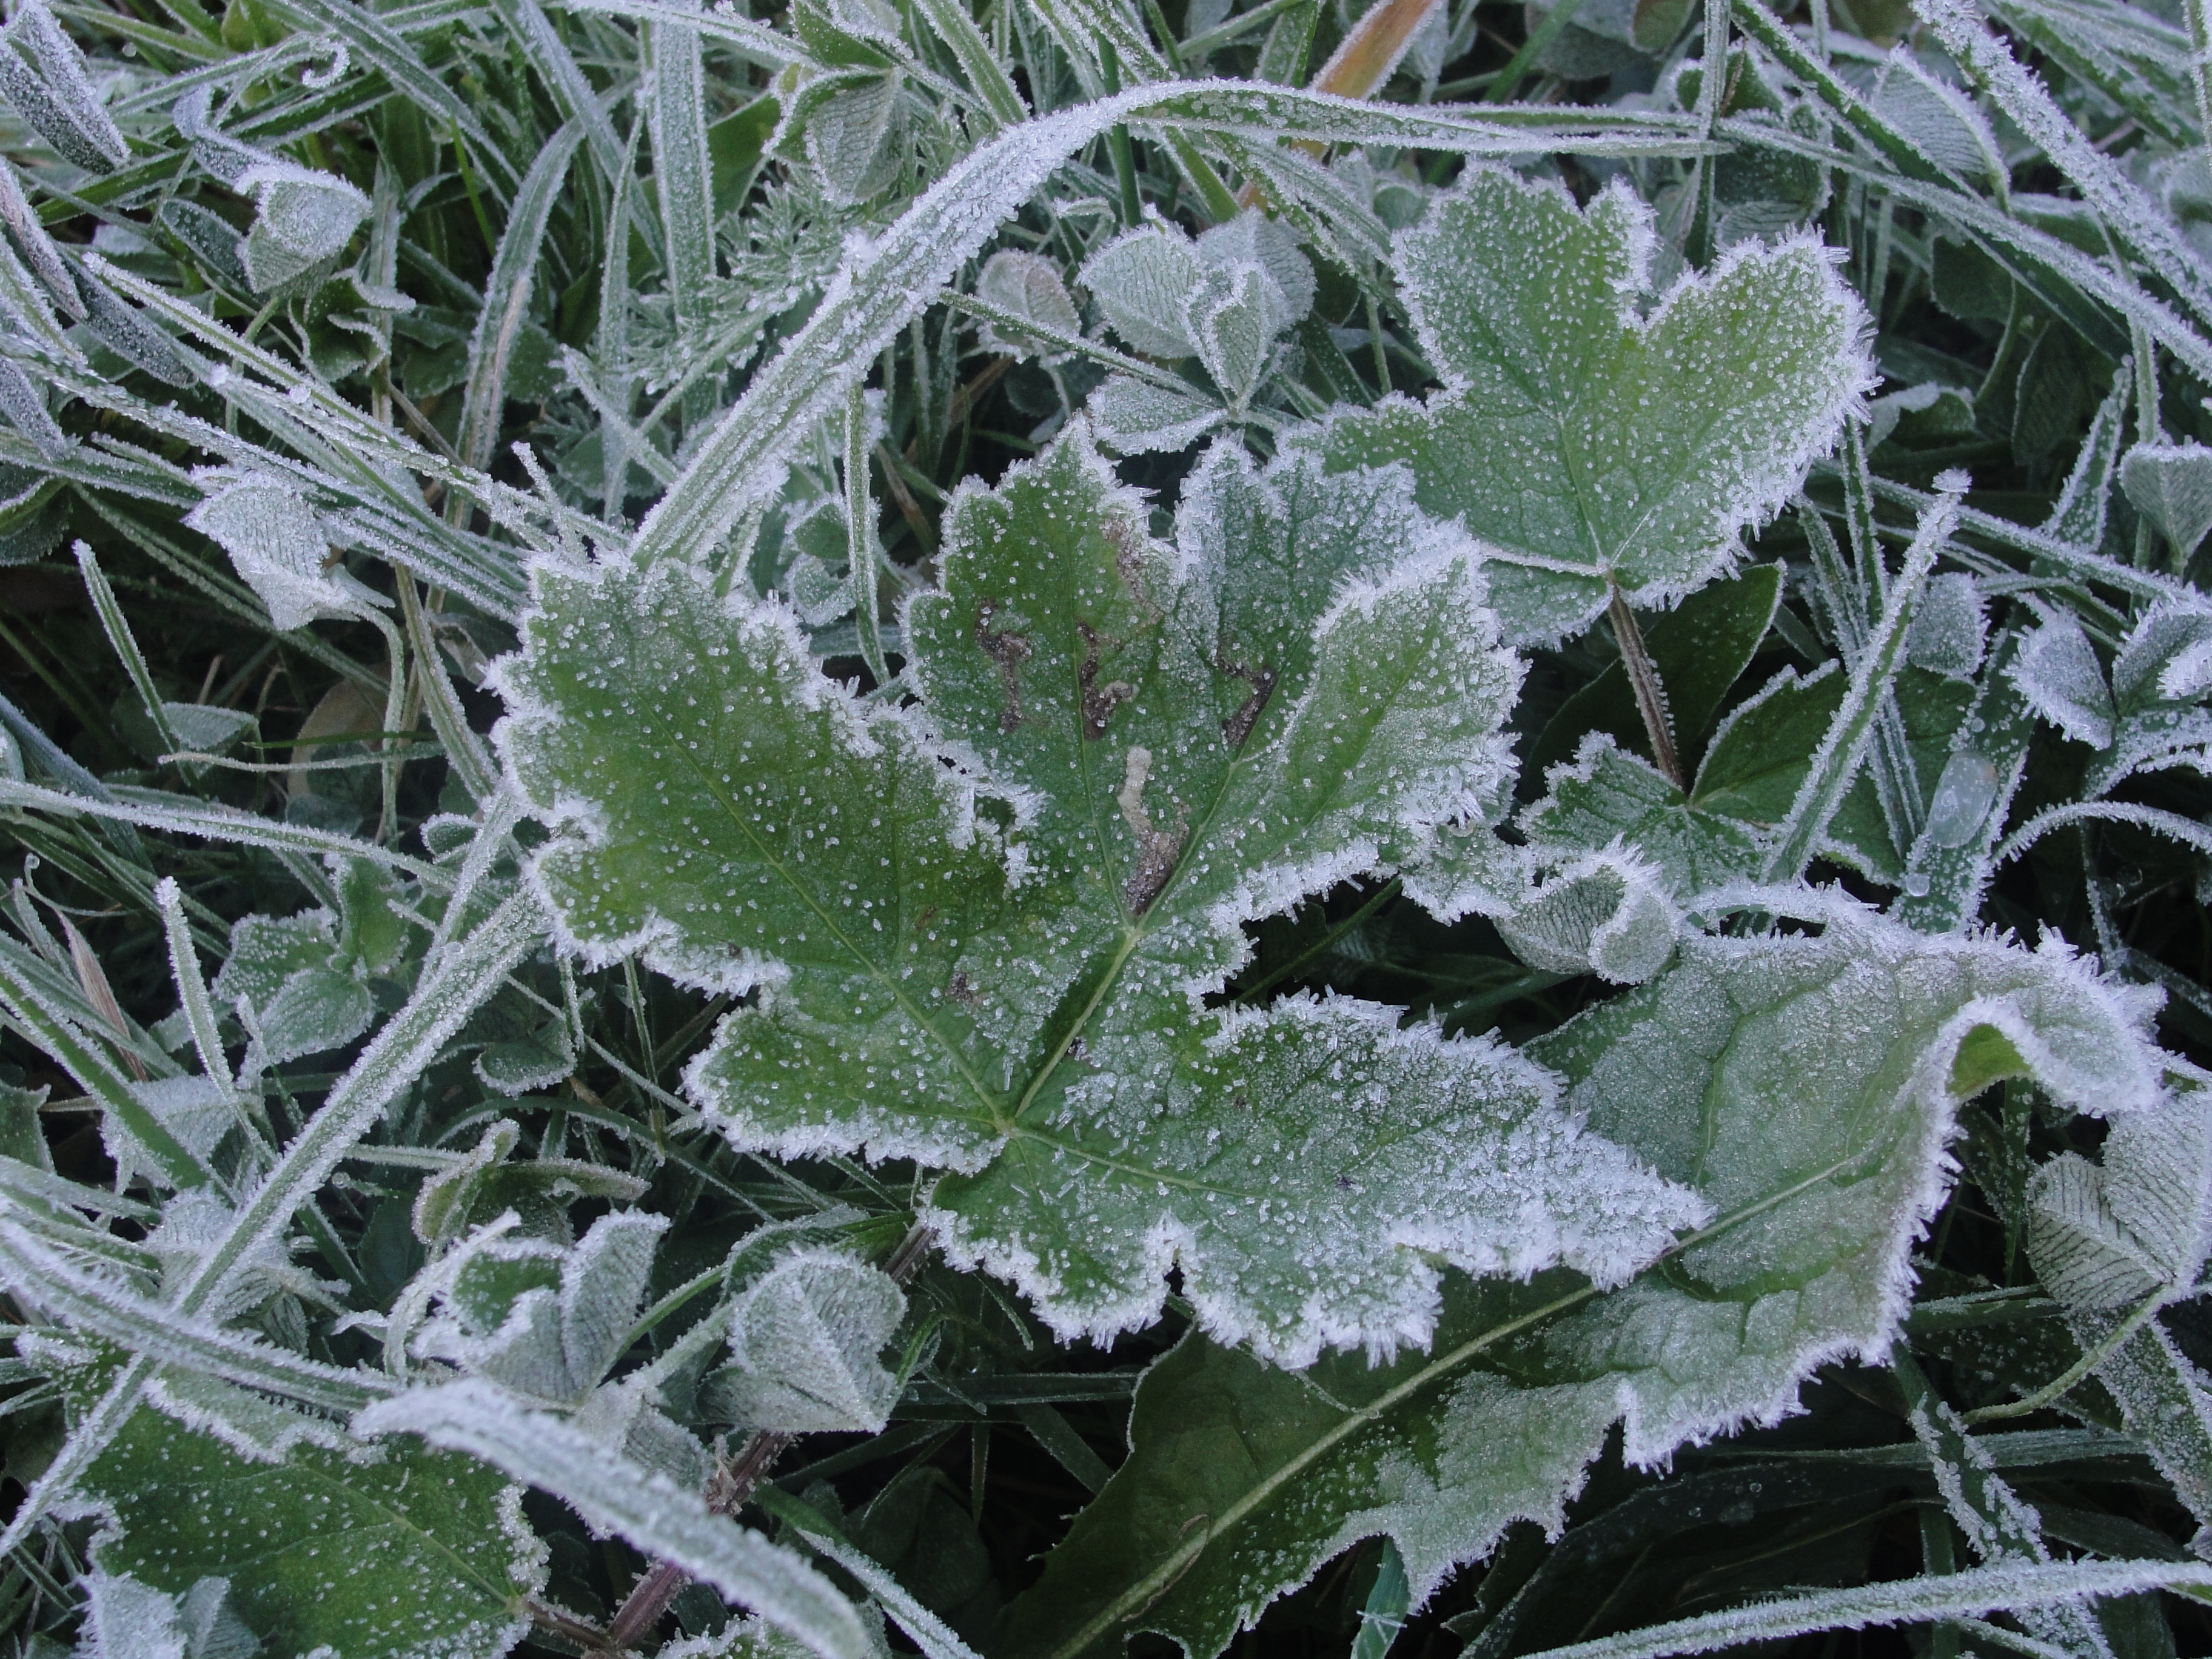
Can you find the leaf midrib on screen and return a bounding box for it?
[1004,568,1470,1136]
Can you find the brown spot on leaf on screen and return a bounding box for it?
[1104,515,1162,622]
[947,971,979,1006]
[1078,622,1136,740]
[974,600,1031,732]
[1116,745,1187,916]
[1219,661,1276,749]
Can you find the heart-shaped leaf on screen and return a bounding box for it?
[1305,166,1872,643]
[2122,440,2212,557]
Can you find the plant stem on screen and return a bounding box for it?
[596,1224,936,1651]
[1609,585,1684,791]
[1963,1288,2168,1424]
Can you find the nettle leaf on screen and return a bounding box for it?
[993,899,2166,1659]
[497,428,1703,1366]
[703,1244,906,1433]
[2027,1079,2212,1540]
[1304,167,1871,644]
[62,1358,541,1659]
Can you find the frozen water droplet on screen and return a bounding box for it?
[1926,751,2002,848]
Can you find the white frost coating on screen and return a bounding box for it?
[355,1381,873,1659]
[1079,220,1203,357]
[184,473,386,634]
[70,1570,187,1659]
[2122,441,2212,559]
[714,1244,905,1433]
[0,0,128,173]
[233,159,372,291]
[2024,1079,2212,1546]
[1496,848,1681,984]
[766,1492,982,1659]
[1868,47,2006,190]
[2013,611,2116,748]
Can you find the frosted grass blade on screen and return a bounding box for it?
[1914,0,2212,337]
[259,0,518,193]
[0,1221,392,1412]
[0,779,447,883]
[632,85,1712,567]
[1510,1561,2212,1659]
[458,119,584,473]
[647,22,714,352]
[555,0,811,69]
[758,1488,985,1659]
[492,0,628,183]
[1761,481,1959,883]
[910,0,1027,130]
[73,540,183,765]
[0,942,209,1190]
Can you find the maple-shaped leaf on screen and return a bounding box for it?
[1302,167,1873,644]
[496,430,1704,1366]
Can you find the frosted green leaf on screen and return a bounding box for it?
[1078,224,1201,358]
[2013,612,2115,748]
[65,1362,540,1659]
[416,1210,667,1403]
[69,1571,189,1659]
[1908,573,1989,680]
[84,1576,247,1659]
[1494,848,1680,984]
[212,868,417,1074]
[2121,442,2212,560]
[705,1244,905,1433]
[1304,167,1872,643]
[1090,375,1225,455]
[1520,734,1764,900]
[499,427,1701,1366]
[235,161,372,293]
[799,71,905,207]
[975,251,1081,360]
[992,899,2167,1659]
[184,475,384,634]
[1187,263,1276,410]
[2027,1079,2212,1543]
[1195,212,1314,330]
